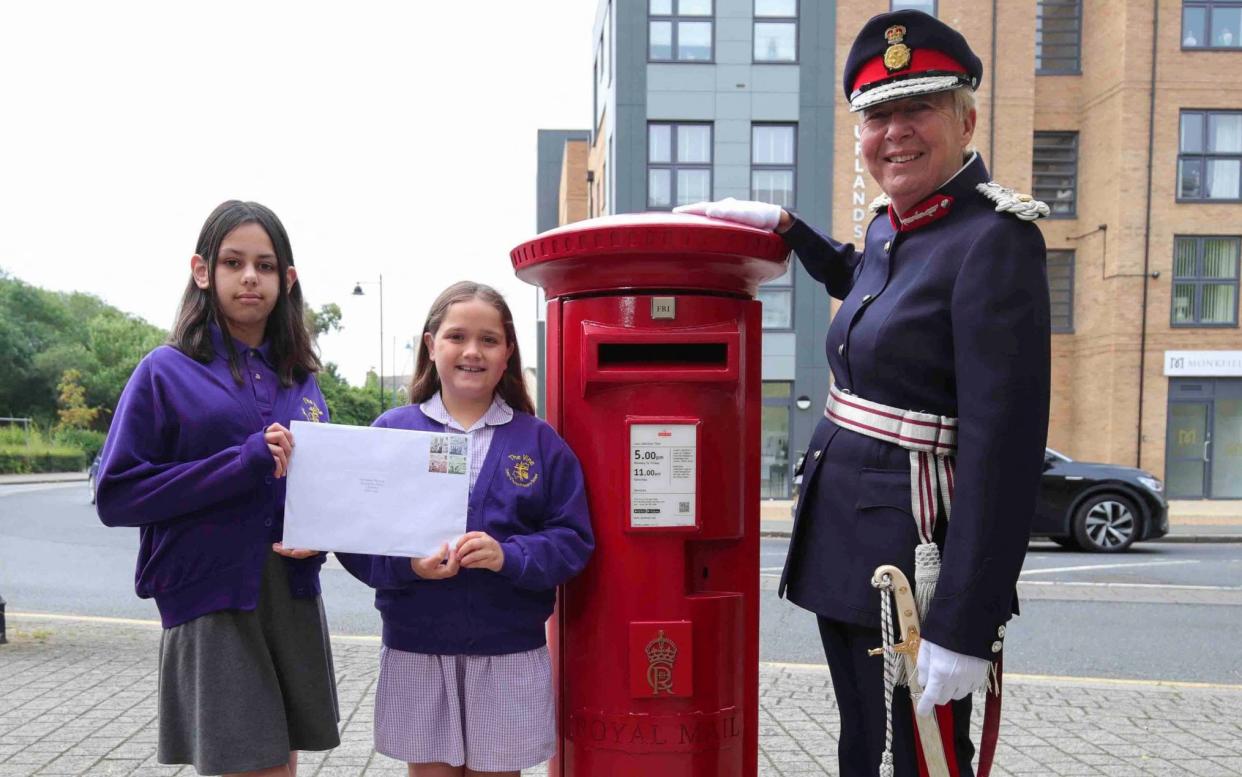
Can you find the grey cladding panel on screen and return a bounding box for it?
[715,141,750,166]
[717,0,752,18]
[716,17,751,42]
[647,91,716,119]
[648,64,717,92]
[752,91,799,120]
[751,66,800,93]
[717,40,752,64]
[714,91,751,119]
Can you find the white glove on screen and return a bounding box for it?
[673,197,783,231]
[915,638,990,717]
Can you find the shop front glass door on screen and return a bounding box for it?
[1166,402,1208,498]
[1211,398,1242,498]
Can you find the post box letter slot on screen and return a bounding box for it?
[581,323,740,391]
[598,342,728,368]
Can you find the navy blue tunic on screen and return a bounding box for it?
[779,154,1051,661]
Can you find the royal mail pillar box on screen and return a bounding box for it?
[511,214,788,777]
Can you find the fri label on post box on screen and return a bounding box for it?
[630,424,696,528]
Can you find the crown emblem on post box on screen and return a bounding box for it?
[645,629,678,695]
[629,620,692,699]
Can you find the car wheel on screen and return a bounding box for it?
[89,474,96,505]
[1072,493,1139,552]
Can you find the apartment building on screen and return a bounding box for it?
[538,0,1242,500]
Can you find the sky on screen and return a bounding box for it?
[0,1,598,386]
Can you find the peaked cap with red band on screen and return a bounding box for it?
[843,10,982,112]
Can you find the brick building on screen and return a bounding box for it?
[539,0,1242,500]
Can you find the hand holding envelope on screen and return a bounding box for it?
[282,421,469,558]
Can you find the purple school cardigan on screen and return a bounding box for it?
[96,327,330,627]
[337,405,594,655]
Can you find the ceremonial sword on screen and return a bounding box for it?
[869,564,952,777]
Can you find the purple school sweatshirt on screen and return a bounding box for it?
[336,405,594,655]
[96,326,330,628]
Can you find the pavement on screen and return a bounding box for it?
[0,612,1239,776]
[0,474,90,486]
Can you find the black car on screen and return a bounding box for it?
[88,452,101,504]
[788,447,1169,553]
[1033,448,1168,552]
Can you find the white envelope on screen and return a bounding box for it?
[283,420,468,557]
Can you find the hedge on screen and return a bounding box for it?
[52,428,107,461]
[0,448,88,474]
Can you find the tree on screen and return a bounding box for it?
[307,303,343,338]
[317,363,381,427]
[0,272,164,426]
[84,310,165,416]
[56,369,100,429]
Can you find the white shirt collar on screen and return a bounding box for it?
[420,391,514,432]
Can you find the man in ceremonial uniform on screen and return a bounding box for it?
[678,10,1051,776]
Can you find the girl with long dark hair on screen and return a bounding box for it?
[97,200,340,776]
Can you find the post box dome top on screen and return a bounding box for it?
[510,213,790,299]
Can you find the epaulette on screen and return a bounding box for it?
[869,193,891,213]
[975,182,1049,221]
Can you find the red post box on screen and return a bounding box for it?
[511,214,788,777]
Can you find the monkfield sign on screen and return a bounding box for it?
[1163,351,1242,377]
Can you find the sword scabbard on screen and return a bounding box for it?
[872,564,952,777]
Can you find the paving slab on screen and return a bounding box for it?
[0,614,1239,776]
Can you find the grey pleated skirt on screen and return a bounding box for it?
[157,552,340,775]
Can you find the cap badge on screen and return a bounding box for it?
[883,24,911,72]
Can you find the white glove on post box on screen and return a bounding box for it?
[674,198,783,231]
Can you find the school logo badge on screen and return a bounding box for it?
[505,453,539,488]
[301,397,324,423]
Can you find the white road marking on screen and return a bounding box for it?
[1019,580,1240,592]
[1020,559,1199,576]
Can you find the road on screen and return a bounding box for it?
[3,482,1239,686]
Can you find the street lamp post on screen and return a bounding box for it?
[352,274,385,411]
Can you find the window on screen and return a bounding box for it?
[648,122,712,209]
[754,125,795,325]
[1036,0,1082,73]
[754,0,797,63]
[759,265,793,329]
[1173,237,1240,326]
[594,33,605,127]
[751,124,796,209]
[760,382,793,498]
[604,4,612,87]
[1183,1,1242,48]
[890,0,935,14]
[649,0,713,62]
[755,110,795,330]
[1047,250,1075,333]
[1033,132,1078,217]
[1179,110,1242,201]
